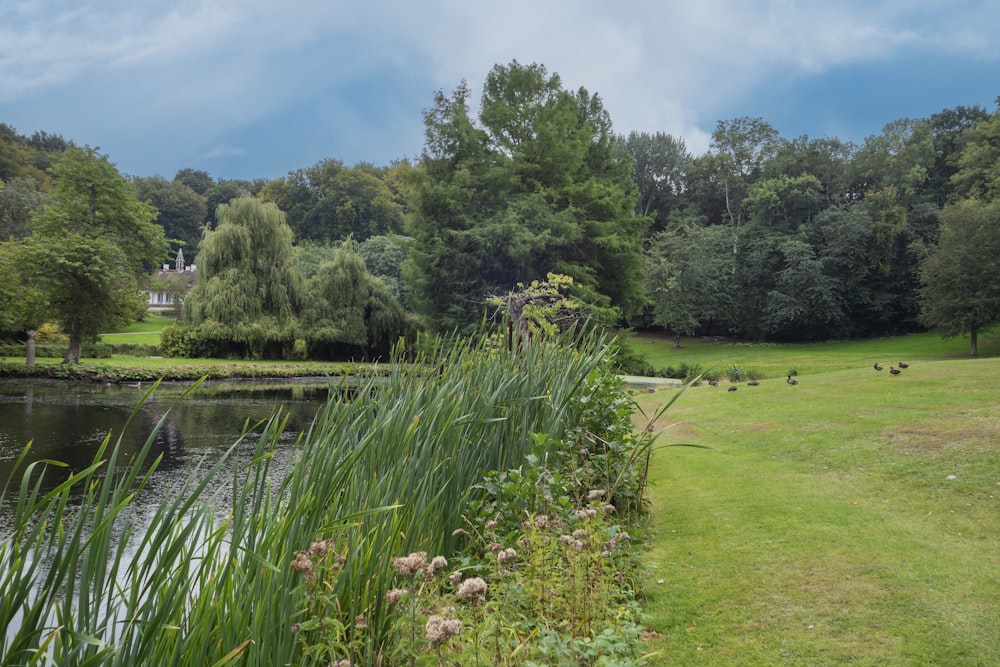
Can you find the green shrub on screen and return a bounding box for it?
[107,343,161,357]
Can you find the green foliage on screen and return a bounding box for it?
[1,324,651,664]
[301,240,417,359]
[919,198,1000,354]
[257,159,405,243]
[20,146,168,362]
[409,61,650,333]
[182,197,303,358]
[132,175,207,255]
[0,340,111,359]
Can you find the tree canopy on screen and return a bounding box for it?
[181,197,303,358]
[408,60,650,333]
[22,146,167,362]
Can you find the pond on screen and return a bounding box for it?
[0,377,335,526]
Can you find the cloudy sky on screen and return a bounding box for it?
[2,1,998,181]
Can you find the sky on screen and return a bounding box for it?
[2,0,999,182]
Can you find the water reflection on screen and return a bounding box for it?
[0,378,334,516]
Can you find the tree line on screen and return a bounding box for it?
[1,60,999,360]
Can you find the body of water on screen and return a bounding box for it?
[0,377,334,524]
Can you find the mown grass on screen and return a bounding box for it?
[98,314,175,346]
[632,352,1000,666]
[630,330,1000,379]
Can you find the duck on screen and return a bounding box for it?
[786,376,799,385]
[897,362,909,369]
[728,385,738,392]
[747,380,760,386]
[873,363,883,371]
[708,380,720,387]
[889,366,901,375]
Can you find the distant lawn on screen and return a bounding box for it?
[629,330,1000,379]
[632,355,1000,665]
[99,314,175,346]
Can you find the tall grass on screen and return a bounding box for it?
[1,327,627,664]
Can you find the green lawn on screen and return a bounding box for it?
[98,314,175,346]
[632,350,1000,665]
[630,330,1000,379]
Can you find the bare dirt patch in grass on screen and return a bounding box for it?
[883,411,1000,458]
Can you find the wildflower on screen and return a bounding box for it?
[497,547,517,564]
[449,571,463,588]
[392,551,428,576]
[485,520,497,530]
[489,541,503,554]
[290,623,301,634]
[603,504,616,515]
[533,515,549,529]
[290,551,313,575]
[559,535,574,546]
[307,538,333,557]
[386,588,408,604]
[588,489,607,500]
[430,555,448,573]
[355,615,368,630]
[425,615,462,648]
[457,576,487,602]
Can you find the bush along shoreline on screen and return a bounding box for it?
[0,326,661,665]
[0,359,348,383]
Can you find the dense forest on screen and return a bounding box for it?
[2,61,999,359]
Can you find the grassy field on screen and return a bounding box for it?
[98,314,176,346]
[631,336,1000,665]
[631,330,1000,379]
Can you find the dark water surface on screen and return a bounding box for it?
[0,377,334,522]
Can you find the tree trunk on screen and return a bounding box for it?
[25,330,36,367]
[970,325,978,357]
[63,335,82,364]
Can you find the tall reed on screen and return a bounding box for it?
[0,326,625,664]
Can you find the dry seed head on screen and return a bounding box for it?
[392,551,428,576]
[430,555,448,573]
[457,576,487,601]
[386,588,408,604]
[425,615,462,648]
[290,551,313,575]
[497,547,517,564]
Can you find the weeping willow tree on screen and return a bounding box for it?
[302,240,417,359]
[181,197,304,358]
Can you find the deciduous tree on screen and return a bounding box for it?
[182,197,303,358]
[409,61,649,332]
[919,198,1000,355]
[23,147,167,363]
